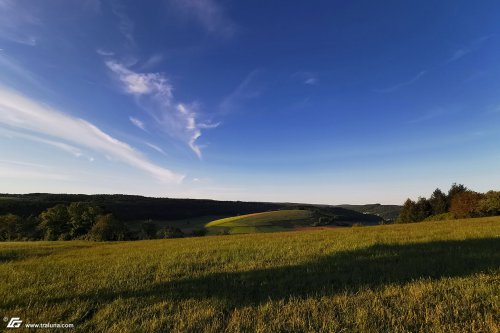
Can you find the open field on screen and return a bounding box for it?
[1,217,499,332]
[205,209,314,234]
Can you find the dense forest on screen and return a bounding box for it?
[337,204,402,221]
[0,194,284,221]
[397,183,500,223]
[0,194,383,241]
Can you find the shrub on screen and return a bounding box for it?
[141,220,158,239]
[158,226,184,239]
[87,214,129,241]
[190,229,207,237]
[0,214,23,241]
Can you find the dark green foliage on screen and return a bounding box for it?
[415,197,432,221]
[87,214,130,241]
[0,194,285,222]
[447,183,468,204]
[479,191,500,216]
[429,188,448,215]
[158,226,184,239]
[308,206,382,224]
[190,229,208,237]
[0,193,382,224]
[68,202,102,238]
[0,214,40,241]
[397,199,418,223]
[337,204,402,221]
[0,214,23,241]
[141,220,158,239]
[38,204,71,240]
[312,216,336,226]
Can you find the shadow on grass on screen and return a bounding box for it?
[0,245,92,263]
[157,238,500,307]
[45,238,500,311]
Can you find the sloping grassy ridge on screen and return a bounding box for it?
[205,209,313,234]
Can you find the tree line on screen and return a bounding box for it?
[397,183,500,223]
[0,202,200,241]
[0,193,284,222]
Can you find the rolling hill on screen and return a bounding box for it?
[205,209,314,234]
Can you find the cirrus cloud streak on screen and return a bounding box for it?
[0,87,184,183]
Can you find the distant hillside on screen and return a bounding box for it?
[0,193,383,226]
[337,204,402,221]
[0,193,283,221]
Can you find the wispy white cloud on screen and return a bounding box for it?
[0,158,71,181]
[376,70,426,93]
[106,60,218,158]
[145,142,166,155]
[447,36,491,63]
[219,70,262,114]
[293,71,319,85]
[0,0,41,46]
[110,1,135,45]
[447,48,470,63]
[129,116,146,130]
[0,87,184,183]
[106,60,172,95]
[408,107,456,124]
[1,128,85,158]
[0,52,49,92]
[96,48,114,56]
[0,165,71,181]
[0,159,49,170]
[305,77,318,85]
[141,54,164,70]
[169,0,236,38]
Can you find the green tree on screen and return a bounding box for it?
[158,226,184,239]
[478,191,500,216]
[414,197,432,221]
[87,214,129,241]
[447,183,468,205]
[20,215,41,240]
[397,199,418,223]
[141,220,158,239]
[0,214,23,241]
[67,202,101,238]
[429,188,448,215]
[38,204,71,240]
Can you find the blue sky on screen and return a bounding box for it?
[1,0,500,204]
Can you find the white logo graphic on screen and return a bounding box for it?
[6,317,22,328]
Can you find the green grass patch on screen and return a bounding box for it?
[0,216,499,332]
[205,209,313,234]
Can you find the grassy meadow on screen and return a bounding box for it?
[1,217,499,332]
[205,209,314,234]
